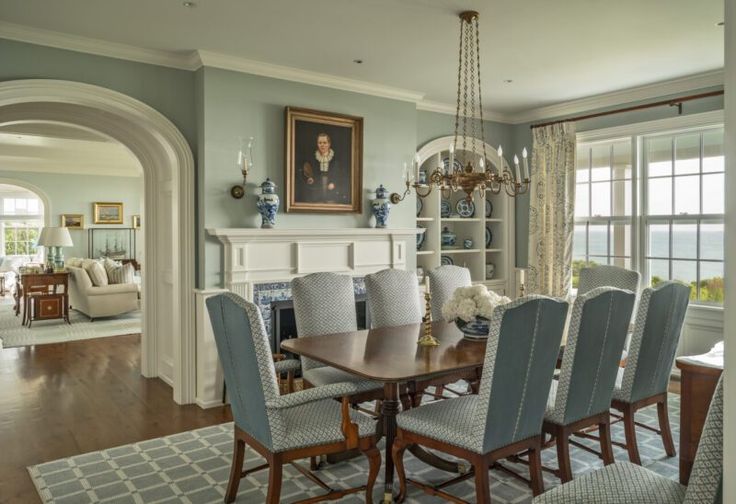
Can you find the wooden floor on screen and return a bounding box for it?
[0,334,232,504]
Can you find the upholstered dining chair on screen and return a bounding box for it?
[533,375,723,504]
[543,287,636,483]
[206,292,381,504]
[577,265,641,296]
[428,265,472,320]
[365,269,422,329]
[610,281,690,465]
[392,295,569,503]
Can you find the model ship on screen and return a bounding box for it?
[101,236,127,259]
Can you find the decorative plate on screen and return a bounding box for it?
[416,197,423,217]
[485,199,493,218]
[442,157,463,173]
[416,229,425,251]
[440,199,452,218]
[440,255,454,266]
[455,199,475,218]
[485,226,493,248]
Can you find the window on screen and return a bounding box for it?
[3,222,40,256]
[574,121,724,304]
[0,184,44,259]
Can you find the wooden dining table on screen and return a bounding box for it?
[281,320,487,503]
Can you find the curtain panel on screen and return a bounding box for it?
[527,122,576,297]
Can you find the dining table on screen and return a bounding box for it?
[281,319,487,503]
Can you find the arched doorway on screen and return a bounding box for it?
[0,80,196,404]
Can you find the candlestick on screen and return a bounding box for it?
[513,155,521,182]
[522,148,529,180]
[519,269,526,297]
[414,153,421,181]
[418,289,440,347]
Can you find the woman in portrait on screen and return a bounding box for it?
[298,132,350,204]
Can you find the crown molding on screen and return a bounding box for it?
[511,70,725,125]
[0,21,199,70]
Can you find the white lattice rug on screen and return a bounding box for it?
[0,307,141,348]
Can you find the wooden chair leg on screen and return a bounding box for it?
[435,385,445,397]
[528,442,545,496]
[265,454,283,504]
[657,398,676,457]
[622,404,642,465]
[225,432,246,503]
[362,446,381,504]
[555,429,573,483]
[599,421,615,465]
[286,371,295,393]
[310,456,320,470]
[392,436,409,503]
[473,458,491,504]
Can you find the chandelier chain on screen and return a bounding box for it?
[453,15,463,172]
[474,16,488,167]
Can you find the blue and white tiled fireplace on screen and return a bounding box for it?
[196,227,419,408]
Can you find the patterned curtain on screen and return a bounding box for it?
[527,122,576,297]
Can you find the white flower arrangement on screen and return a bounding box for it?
[441,284,512,322]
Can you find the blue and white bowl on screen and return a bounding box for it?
[455,317,491,339]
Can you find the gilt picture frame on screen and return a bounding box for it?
[93,202,124,224]
[285,107,362,213]
[60,214,84,229]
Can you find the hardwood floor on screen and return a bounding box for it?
[0,334,231,504]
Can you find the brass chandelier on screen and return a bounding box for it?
[391,11,530,204]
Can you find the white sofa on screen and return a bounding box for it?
[67,265,139,320]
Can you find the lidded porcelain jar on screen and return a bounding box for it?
[370,184,391,228]
[256,178,279,229]
[441,227,457,247]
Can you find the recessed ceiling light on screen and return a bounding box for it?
[353,59,363,64]
[716,21,724,26]
[182,1,196,7]
[503,79,513,84]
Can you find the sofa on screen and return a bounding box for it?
[67,265,139,320]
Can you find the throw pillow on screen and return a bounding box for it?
[104,259,135,284]
[66,257,83,268]
[84,260,108,287]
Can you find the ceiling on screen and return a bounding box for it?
[0,123,143,177]
[0,0,725,116]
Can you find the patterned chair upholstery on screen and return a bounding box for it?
[365,269,422,328]
[428,265,471,320]
[544,287,636,482]
[533,376,723,504]
[393,296,569,502]
[205,292,381,503]
[578,265,640,296]
[610,281,691,464]
[291,272,382,391]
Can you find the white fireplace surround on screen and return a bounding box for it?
[195,227,421,408]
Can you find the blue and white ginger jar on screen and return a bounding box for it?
[256,178,279,229]
[370,184,391,228]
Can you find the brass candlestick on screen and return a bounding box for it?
[418,290,440,347]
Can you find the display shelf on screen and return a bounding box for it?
[441,217,481,222]
[416,250,435,255]
[440,248,481,254]
[416,217,435,222]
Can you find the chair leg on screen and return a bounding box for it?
[391,437,409,503]
[287,371,295,393]
[435,385,445,397]
[528,442,545,496]
[265,454,283,504]
[599,420,615,465]
[473,458,491,504]
[622,404,642,465]
[225,432,246,503]
[362,446,381,504]
[657,398,676,457]
[555,429,573,483]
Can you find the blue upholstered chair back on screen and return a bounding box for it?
[206,292,280,450]
[365,269,422,328]
[578,265,640,296]
[617,281,691,404]
[683,376,723,504]
[549,287,635,425]
[428,265,471,320]
[291,272,357,371]
[473,295,569,453]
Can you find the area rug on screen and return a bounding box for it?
[0,309,141,349]
[28,397,680,503]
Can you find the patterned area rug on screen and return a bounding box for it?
[28,395,680,503]
[0,308,141,348]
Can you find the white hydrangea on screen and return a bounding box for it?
[441,283,512,322]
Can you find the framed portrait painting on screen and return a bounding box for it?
[93,202,124,224]
[285,107,363,213]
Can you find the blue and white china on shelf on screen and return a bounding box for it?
[485,226,493,247]
[416,266,425,283]
[463,238,473,249]
[485,199,493,218]
[416,196,423,217]
[370,184,391,228]
[485,263,495,280]
[455,317,491,339]
[440,255,454,266]
[256,178,279,229]
[441,227,457,247]
[456,199,475,218]
[418,170,428,184]
[442,156,464,174]
[440,199,452,218]
[416,228,425,251]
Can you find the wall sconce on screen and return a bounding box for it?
[231,136,255,199]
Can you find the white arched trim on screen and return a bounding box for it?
[416,135,509,171]
[0,177,52,226]
[0,80,196,404]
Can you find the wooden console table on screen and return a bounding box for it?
[15,272,71,327]
[675,345,723,485]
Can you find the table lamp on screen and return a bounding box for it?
[37,227,73,270]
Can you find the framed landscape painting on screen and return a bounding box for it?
[285,107,362,213]
[93,202,123,224]
[60,214,84,229]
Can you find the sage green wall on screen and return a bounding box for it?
[200,67,418,287]
[0,170,143,259]
[416,110,514,150]
[511,87,725,267]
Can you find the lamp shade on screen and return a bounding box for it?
[37,227,74,247]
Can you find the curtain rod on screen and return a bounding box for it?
[529,90,724,129]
